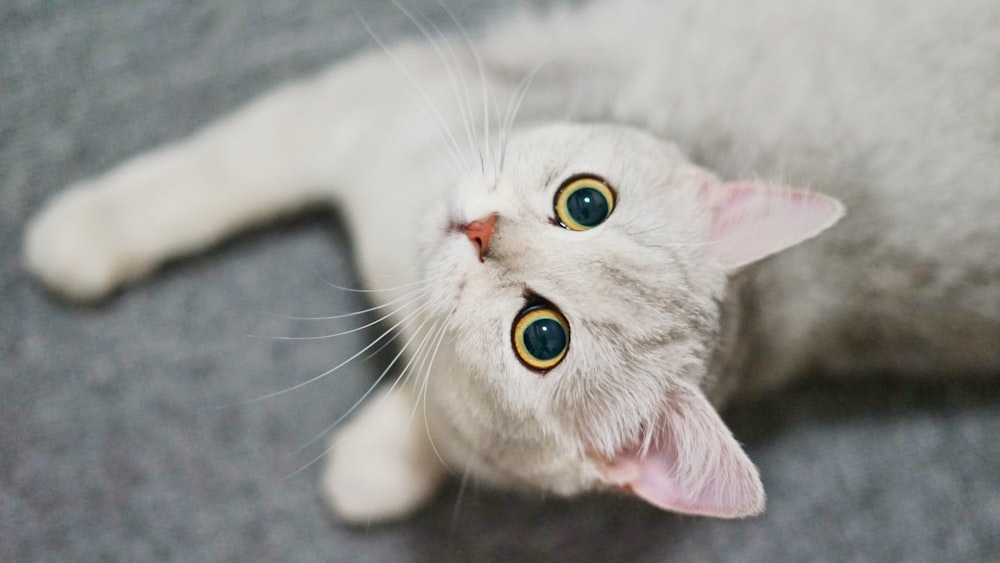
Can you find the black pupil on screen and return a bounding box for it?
[566,187,609,227]
[523,318,567,361]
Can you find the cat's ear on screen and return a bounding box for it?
[594,384,765,518]
[698,181,845,270]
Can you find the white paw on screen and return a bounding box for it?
[320,389,446,524]
[24,185,148,301]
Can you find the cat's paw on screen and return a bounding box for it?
[23,186,148,302]
[320,389,447,524]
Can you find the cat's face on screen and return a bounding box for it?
[415,123,842,517]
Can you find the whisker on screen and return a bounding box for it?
[451,456,475,529]
[487,76,505,180]
[356,9,470,174]
[315,271,427,294]
[435,0,498,179]
[357,320,409,363]
[394,307,443,394]
[498,63,541,174]
[282,307,448,478]
[392,0,483,175]
[232,300,434,406]
[433,2,486,174]
[498,11,574,174]
[262,285,429,321]
[288,313,440,466]
[375,324,448,429]
[247,295,423,341]
[412,313,457,475]
[498,55,555,174]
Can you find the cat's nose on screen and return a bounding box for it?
[465,213,497,262]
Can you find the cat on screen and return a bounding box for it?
[22,0,1000,524]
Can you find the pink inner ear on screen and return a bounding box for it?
[595,386,765,518]
[699,181,845,270]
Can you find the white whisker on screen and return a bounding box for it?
[288,313,440,468]
[247,294,423,341]
[394,307,443,393]
[236,300,434,405]
[262,285,429,321]
[356,10,470,174]
[498,65,540,173]
[451,456,475,528]
[392,0,484,175]
[383,322,440,396]
[436,0,499,179]
[315,273,426,294]
[498,11,573,173]
[357,321,409,363]
[412,313,456,474]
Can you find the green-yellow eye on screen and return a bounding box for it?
[554,175,616,231]
[512,304,570,372]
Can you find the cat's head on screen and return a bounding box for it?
[418,123,843,518]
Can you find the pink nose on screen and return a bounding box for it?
[465,213,497,262]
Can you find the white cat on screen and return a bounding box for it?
[23,0,1000,524]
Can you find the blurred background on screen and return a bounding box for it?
[2,1,999,560]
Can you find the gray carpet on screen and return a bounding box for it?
[3,1,999,561]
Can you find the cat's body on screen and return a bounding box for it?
[23,0,1000,523]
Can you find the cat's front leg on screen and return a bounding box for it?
[320,386,448,523]
[23,78,336,302]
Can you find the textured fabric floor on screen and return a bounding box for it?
[3,1,999,561]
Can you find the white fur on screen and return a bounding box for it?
[23,0,1000,523]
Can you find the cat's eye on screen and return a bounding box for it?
[553,175,616,231]
[512,304,570,372]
